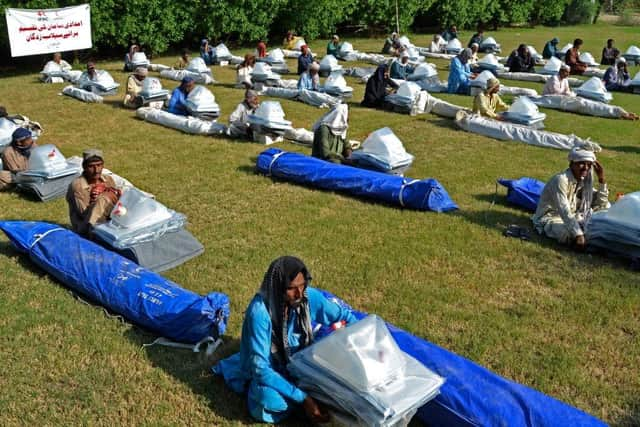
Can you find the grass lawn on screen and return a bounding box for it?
[1,21,639,426]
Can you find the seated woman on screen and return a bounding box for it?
[543,65,575,96]
[603,58,632,92]
[236,54,256,89]
[311,104,352,164]
[256,40,267,59]
[214,256,356,423]
[124,44,140,71]
[473,77,508,119]
[166,77,195,116]
[542,37,559,59]
[361,63,399,108]
[447,49,475,95]
[601,39,620,66]
[506,44,535,73]
[200,39,214,65]
[283,30,301,50]
[326,35,343,56]
[228,90,260,139]
[123,67,147,109]
[297,62,320,91]
[565,39,588,75]
[389,51,414,80]
[174,48,190,70]
[0,128,37,191]
[468,29,484,48]
[382,32,402,54]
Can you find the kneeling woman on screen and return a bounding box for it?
[311,104,352,164]
[214,256,356,423]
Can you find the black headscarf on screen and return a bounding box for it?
[361,64,397,108]
[259,256,314,365]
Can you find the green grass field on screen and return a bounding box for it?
[1,21,639,426]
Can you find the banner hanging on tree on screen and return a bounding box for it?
[5,4,92,57]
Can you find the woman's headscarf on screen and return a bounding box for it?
[256,41,267,58]
[259,256,313,365]
[312,104,349,139]
[458,48,473,63]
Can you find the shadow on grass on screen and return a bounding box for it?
[614,399,640,427]
[607,145,640,154]
[425,117,459,130]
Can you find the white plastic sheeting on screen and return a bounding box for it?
[283,127,314,146]
[588,192,640,258]
[160,69,214,85]
[623,45,640,64]
[212,43,232,62]
[78,70,120,95]
[41,62,82,83]
[261,87,341,108]
[385,81,429,115]
[139,77,170,104]
[501,96,546,126]
[251,62,282,83]
[579,52,599,66]
[184,86,220,119]
[408,63,438,80]
[0,118,18,149]
[248,101,293,134]
[445,38,462,54]
[529,95,628,119]
[557,43,573,58]
[62,85,104,103]
[130,52,150,68]
[583,68,606,79]
[455,110,598,151]
[319,55,343,74]
[470,70,538,97]
[15,144,80,180]
[538,56,563,75]
[576,77,613,103]
[477,54,506,72]
[351,127,414,173]
[497,70,584,87]
[136,107,227,135]
[480,36,500,52]
[631,71,640,92]
[323,71,353,98]
[289,315,444,427]
[527,46,543,64]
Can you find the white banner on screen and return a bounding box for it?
[5,4,92,57]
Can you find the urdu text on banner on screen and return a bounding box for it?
[5,4,92,57]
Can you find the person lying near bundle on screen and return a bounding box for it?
[311,104,352,164]
[228,90,260,139]
[214,256,356,423]
[66,150,122,237]
[0,128,36,191]
[532,145,609,251]
[472,77,508,119]
[166,77,196,116]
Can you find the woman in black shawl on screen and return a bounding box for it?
[361,63,399,108]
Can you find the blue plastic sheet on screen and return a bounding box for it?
[256,148,458,212]
[498,177,545,212]
[315,289,606,427]
[0,221,230,344]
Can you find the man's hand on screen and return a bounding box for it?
[575,235,587,250]
[593,160,605,184]
[103,189,120,204]
[303,396,330,424]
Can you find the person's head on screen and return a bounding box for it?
[301,44,308,55]
[401,50,409,64]
[459,48,473,63]
[551,37,559,45]
[181,48,190,61]
[573,38,583,48]
[451,25,457,32]
[477,28,484,36]
[616,57,627,70]
[242,53,256,67]
[607,39,614,48]
[391,32,398,40]
[568,146,597,181]
[53,52,62,63]
[134,66,148,80]
[486,77,500,95]
[559,64,570,79]
[309,61,320,76]
[517,43,528,56]
[0,106,7,118]
[11,128,33,151]
[130,44,139,53]
[86,61,96,76]
[471,43,479,54]
[244,89,259,108]
[201,38,208,47]
[332,34,340,44]
[82,149,104,181]
[180,76,195,93]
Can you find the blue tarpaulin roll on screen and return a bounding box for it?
[498,177,545,212]
[0,221,230,344]
[256,148,458,212]
[315,290,606,427]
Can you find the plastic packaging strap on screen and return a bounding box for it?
[142,336,223,356]
[398,179,420,207]
[30,228,66,249]
[267,151,287,176]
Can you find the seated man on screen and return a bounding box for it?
[382,32,402,54]
[174,48,190,70]
[167,77,196,116]
[542,37,559,59]
[256,40,267,58]
[473,77,508,119]
[41,52,73,82]
[326,35,342,56]
[0,128,37,191]
[237,54,256,89]
[469,43,480,67]
[124,44,140,71]
[361,63,399,108]
[601,39,620,66]
[389,51,414,80]
[297,45,314,75]
[430,34,446,53]
[228,90,260,139]
[603,58,631,92]
[200,38,214,65]
[506,44,535,73]
[214,256,356,423]
[532,146,609,250]
[441,25,458,42]
[66,149,121,237]
[447,49,476,95]
[565,39,588,75]
[311,104,351,164]
[297,62,320,91]
[123,67,147,109]
[543,65,575,96]
[468,29,484,49]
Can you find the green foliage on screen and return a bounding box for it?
[531,0,571,25]
[273,0,357,40]
[350,0,436,33]
[563,0,599,24]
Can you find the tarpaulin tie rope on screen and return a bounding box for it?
[142,336,223,357]
[30,228,65,249]
[267,151,286,176]
[398,179,419,207]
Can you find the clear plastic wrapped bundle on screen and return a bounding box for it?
[139,77,170,103]
[480,36,501,53]
[351,127,414,175]
[323,71,353,98]
[538,56,564,75]
[587,191,640,259]
[501,96,547,126]
[247,101,293,134]
[576,77,613,103]
[319,55,343,76]
[184,86,220,120]
[78,70,120,95]
[130,52,150,68]
[445,38,462,55]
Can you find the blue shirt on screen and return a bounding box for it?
[389,60,414,80]
[297,53,314,75]
[447,56,472,94]
[200,47,213,65]
[297,72,318,91]
[167,87,189,116]
[214,287,356,403]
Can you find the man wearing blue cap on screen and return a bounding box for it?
[0,128,36,191]
[167,77,196,116]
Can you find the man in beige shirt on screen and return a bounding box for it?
[472,77,508,119]
[123,67,147,109]
[0,128,37,191]
[66,149,121,236]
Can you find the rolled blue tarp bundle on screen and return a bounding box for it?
[498,177,545,212]
[256,148,458,212]
[315,289,606,427]
[0,221,230,344]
